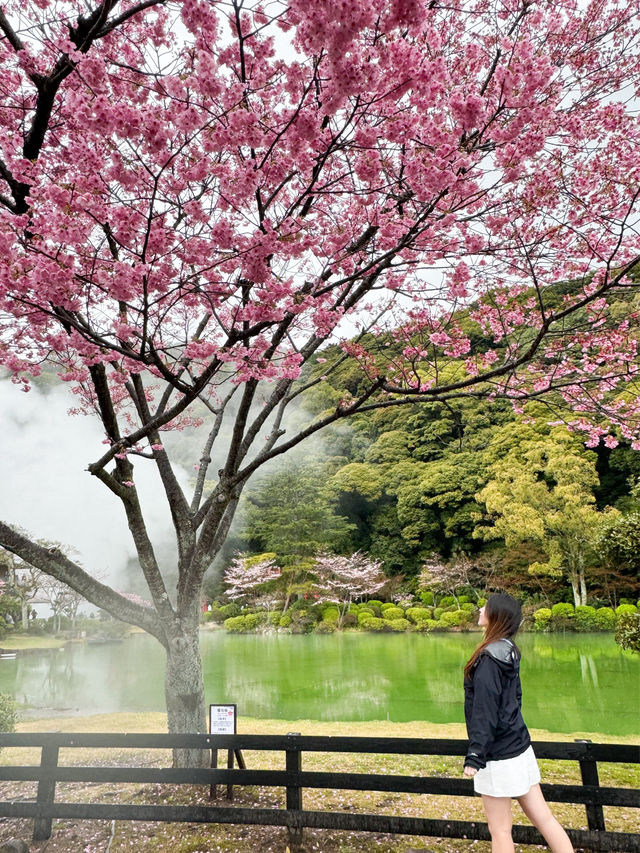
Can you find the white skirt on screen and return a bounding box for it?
[473,745,541,798]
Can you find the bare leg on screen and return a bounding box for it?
[481,794,515,853]
[517,784,574,853]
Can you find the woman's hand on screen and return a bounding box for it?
[463,765,478,777]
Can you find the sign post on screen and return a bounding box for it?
[208,704,244,800]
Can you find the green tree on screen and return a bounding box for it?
[242,464,355,609]
[614,612,640,654]
[591,482,640,604]
[475,426,603,606]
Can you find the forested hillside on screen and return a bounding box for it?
[225,285,640,609]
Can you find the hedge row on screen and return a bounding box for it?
[214,599,639,636]
[218,599,484,634]
[532,602,639,632]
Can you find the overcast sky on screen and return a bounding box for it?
[0,377,187,593]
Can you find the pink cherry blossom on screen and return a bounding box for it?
[0,0,639,740]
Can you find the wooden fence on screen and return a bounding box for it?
[0,733,637,850]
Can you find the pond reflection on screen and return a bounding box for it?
[0,632,636,735]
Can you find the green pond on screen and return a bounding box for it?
[0,632,638,735]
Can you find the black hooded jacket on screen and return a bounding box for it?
[464,638,531,770]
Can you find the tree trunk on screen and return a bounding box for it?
[282,588,292,614]
[569,573,580,608]
[578,566,588,607]
[21,601,28,631]
[165,629,208,768]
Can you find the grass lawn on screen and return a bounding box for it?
[0,634,67,650]
[0,713,635,852]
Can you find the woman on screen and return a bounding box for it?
[463,593,574,853]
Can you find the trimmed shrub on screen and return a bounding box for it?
[279,614,292,628]
[418,619,438,632]
[220,602,242,619]
[365,600,383,616]
[268,611,281,627]
[223,614,260,633]
[245,613,261,631]
[432,607,444,620]
[461,602,476,613]
[208,606,227,624]
[614,612,640,654]
[550,602,574,630]
[533,608,552,632]
[594,607,616,631]
[405,607,432,624]
[574,606,597,632]
[439,596,457,607]
[419,591,434,606]
[458,595,473,605]
[342,612,358,628]
[358,611,374,626]
[477,597,487,607]
[315,621,335,634]
[358,605,375,617]
[380,602,398,612]
[551,602,574,620]
[322,607,340,626]
[439,610,470,628]
[615,604,638,619]
[223,616,243,633]
[387,618,411,632]
[382,606,404,621]
[360,616,387,632]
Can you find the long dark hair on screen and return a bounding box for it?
[464,593,522,679]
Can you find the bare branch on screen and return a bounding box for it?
[0,522,166,644]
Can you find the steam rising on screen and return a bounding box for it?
[0,378,188,598]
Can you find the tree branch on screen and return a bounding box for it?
[0,522,166,645]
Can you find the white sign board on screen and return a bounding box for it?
[209,704,236,735]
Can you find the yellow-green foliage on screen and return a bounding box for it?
[405,606,432,624]
[387,618,411,632]
[360,616,386,632]
[533,608,552,631]
[382,606,404,621]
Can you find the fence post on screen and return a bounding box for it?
[226,748,234,801]
[209,747,218,800]
[33,742,59,842]
[286,732,303,850]
[575,739,605,832]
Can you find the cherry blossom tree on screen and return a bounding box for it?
[418,553,478,608]
[0,0,639,763]
[313,551,387,626]
[223,552,281,603]
[37,572,85,632]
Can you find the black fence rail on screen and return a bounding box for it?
[0,732,637,850]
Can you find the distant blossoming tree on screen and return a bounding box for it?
[223,552,281,603]
[37,572,85,632]
[314,551,387,625]
[0,0,639,763]
[418,553,478,608]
